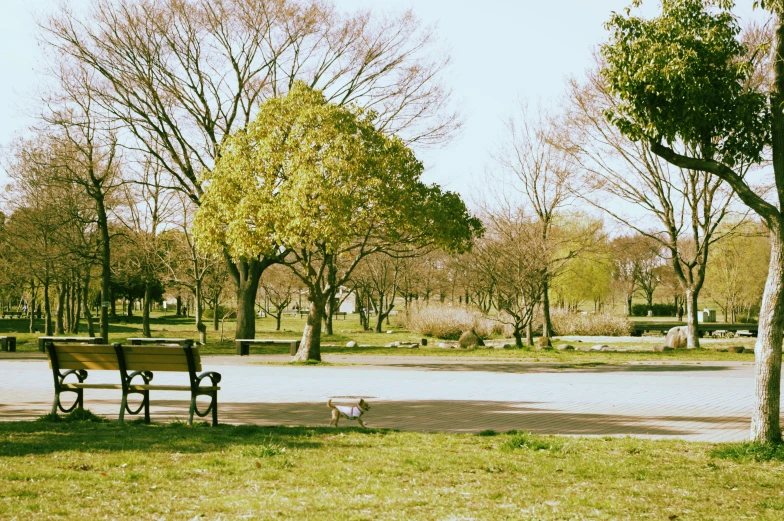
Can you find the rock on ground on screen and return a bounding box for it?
[537,337,552,349]
[557,344,575,351]
[346,341,357,348]
[665,326,689,349]
[458,329,485,349]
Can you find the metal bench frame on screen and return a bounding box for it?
[45,341,222,426]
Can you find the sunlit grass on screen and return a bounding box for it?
[0,414,782,520]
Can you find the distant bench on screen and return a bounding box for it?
[281,311,347,319]
[2,311,23,319]
[235,338,301,356]
[45,341,221,425]
[127,337,192,346]
[0,336,16,352]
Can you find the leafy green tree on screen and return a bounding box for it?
[602,0,783,443]
[195,83,480,360]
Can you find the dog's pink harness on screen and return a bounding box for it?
[336,405,362,419]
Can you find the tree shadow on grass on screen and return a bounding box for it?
[0,416,358,457]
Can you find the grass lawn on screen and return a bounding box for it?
[1,313,757,363]
[1,414,783,520]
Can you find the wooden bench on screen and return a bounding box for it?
[0,336,16,352]
[333,312,347,320]
[235,338,301,356]
[45,341,221,425]
[38,336,103,353]
[2,311,22,319]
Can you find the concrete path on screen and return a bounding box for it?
[0,354,769,442]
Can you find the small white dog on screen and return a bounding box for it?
[327,398,370,428]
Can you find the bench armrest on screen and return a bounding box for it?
[59,369,88,384]
[196,371,222,387]
[127,370,153,385]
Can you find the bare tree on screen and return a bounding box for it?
[259,264,301,332]
[565,68,744,348]
[43,0,461,340]
[481,209,548,349]
[493,101,578,338]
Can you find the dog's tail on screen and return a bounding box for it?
[327,398,334,409]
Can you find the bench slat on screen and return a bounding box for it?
[123,362,198,372]
[62,383,123,389]
[129,385,219,391]
[55,360,121,370]
[50,344,116,354]
[121,346,194,355]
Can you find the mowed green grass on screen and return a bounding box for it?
[1,312,757,362]
[1,415,783,520]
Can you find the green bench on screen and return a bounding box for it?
[45,341,221,425]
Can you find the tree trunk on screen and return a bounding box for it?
[225,257,269,340]
[65,281,73,333]
[29,282,36,334]
[525,321,533,347]
[294,297,324,361]
[55,281,66,335]
[73,277,82,334]
[513,330,524,349]
[212,302,220,331]
[83,270,95,337]
[97,199,111,343]
[176,296,182,316]
[276,313,281,331]
[127,298,134,318]
[542,279,553,337]
[751,225,784,443]
[142,284,153,337]
[685,288,700,349]
[195,280,207,344]
[626,294,633,316]
[374,294,385,333]
[44,277,53,336]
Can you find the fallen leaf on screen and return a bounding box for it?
[255,461,261,468]
[668,515,679,520]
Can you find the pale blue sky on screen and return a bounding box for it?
[0,0,764,197]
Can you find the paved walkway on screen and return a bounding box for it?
[0,354,769,442]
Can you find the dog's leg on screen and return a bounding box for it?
[357,418,366,428]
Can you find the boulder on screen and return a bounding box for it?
[458,329,485,349]
[421,338,428,346]
[386,330,395,334]
[537,336,552,349]
[653,345,673,352]
[346,341,357,348]
[591,344,609,351]
[728,346,745,354]
[500,344,514,349]
[665,326,689,349]
[557,344,575,351]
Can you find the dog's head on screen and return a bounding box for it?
[358,399,370,412]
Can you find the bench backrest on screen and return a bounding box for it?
[119,344,201,372]
[47,342,200,373]
[47,343,119,371]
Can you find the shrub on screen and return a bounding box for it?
[631,303,678,317]
[549,309,634,336]
[397,304,501,340]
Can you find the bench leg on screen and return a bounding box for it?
[212,392,218,427]
[119,392,127,424]
[144,391,150,424]
[52,392,60,416]
[188,395,196,426]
